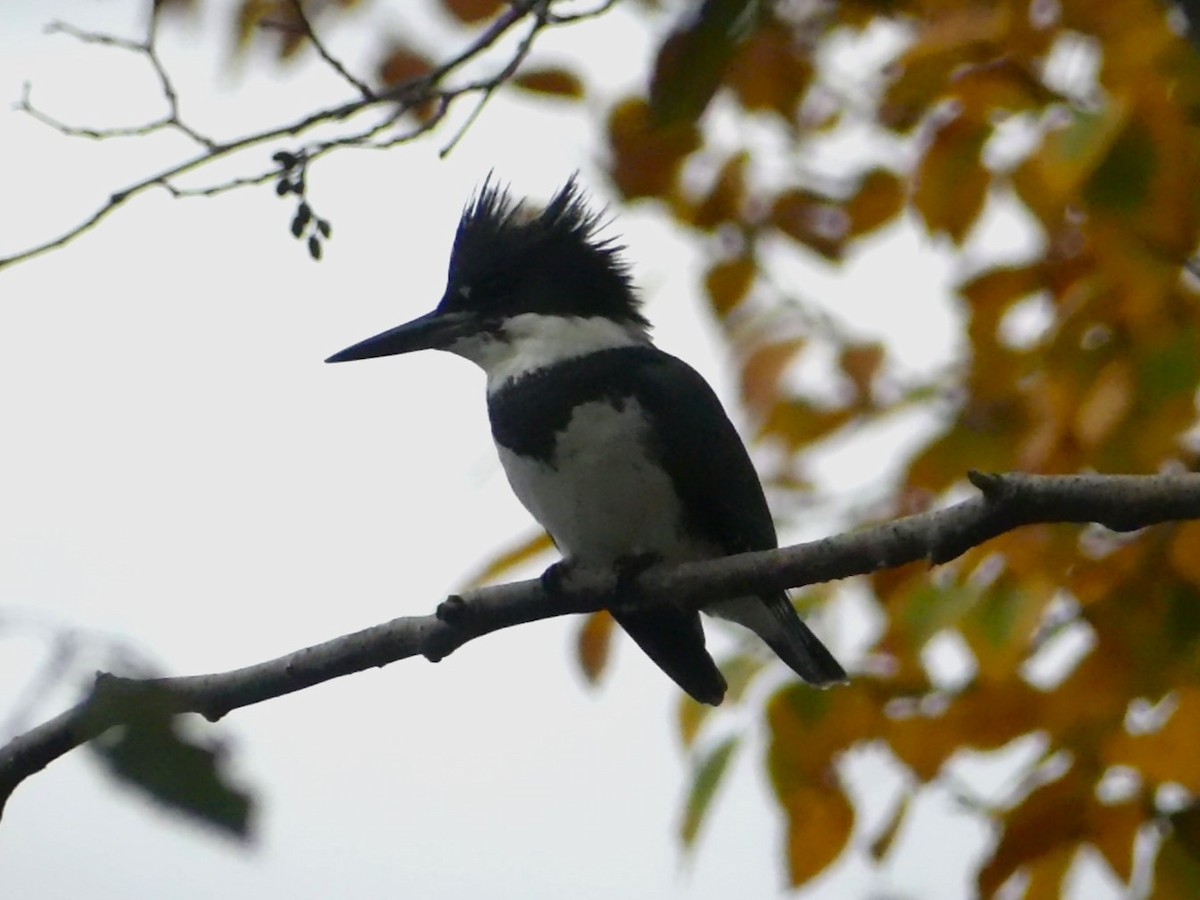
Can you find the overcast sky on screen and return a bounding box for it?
[0,2,1116,898]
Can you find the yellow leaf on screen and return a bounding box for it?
[576,610,614,685]
[912,114,990,242]
[1073,359,1133,448]
[691,152,748,231]
[457,531,553,589]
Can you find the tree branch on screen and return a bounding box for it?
[2,470,1198,817]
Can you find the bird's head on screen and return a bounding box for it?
[326,176,650,382]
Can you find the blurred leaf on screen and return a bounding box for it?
[977,768,1088,897]
[1011,94,1132,228]
[781,782,855,885]
[377,42,435,87]
[512,67,584,99]
[441,0,504,24]
[704,256,756,318]
[740,338,805,417]
[869,790,910,861]
[1103,686,1200,792]
[576,610,615,685]
[725,18,813,119]
[649,0,756,125]
[1087,798,1142,885]
[679,735,740,849]
[1073,359,1133,448]
[839,343,884,400]
[607,97,701,199]
[93,713,252,839]
[770,189,845,260]
[756,399,854,448]
[1169,521,1200,588]
[912,114,990,242]
[844,169,905,238]
[691,152,748,231]
[458,531,553,589]
[1158,805,1200,897]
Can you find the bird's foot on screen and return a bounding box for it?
[539,559,577,599]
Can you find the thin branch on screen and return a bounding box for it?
[1,0,598,272]
[285,0,374,100]
[2,470,1199,818]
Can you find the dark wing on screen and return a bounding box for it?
[630,349,846,686]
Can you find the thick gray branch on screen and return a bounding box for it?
[2,470,1199,816]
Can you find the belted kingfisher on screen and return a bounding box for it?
[326,177,845,705]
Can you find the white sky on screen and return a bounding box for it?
[0,1,1124,898]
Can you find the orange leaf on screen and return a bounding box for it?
[782,784,855,886]
[845,169,905,238]
[912,114,990,242]
[1087,799,1143,884]
[1072,359,1133,449]
[606,97,701,200]
[1169,521,1200,588]
[1103,686,1200,792]
[441,0,504,24]
[704,256,755,318]
[726,19,813,119]
[978,768,1089,897]
[740,338,805,417]
[512,67,584,99]
[691,152,748,231]
[770,189,845,260]
[576,610,614,685]
[377,42,434,87]
[839,343,884,399]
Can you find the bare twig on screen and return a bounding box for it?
[285,0,374,100]
[1,0,601,272]
[2,470,1198,818]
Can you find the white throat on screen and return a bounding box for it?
[444,312,650,392]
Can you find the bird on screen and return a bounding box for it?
[325,176,846,705]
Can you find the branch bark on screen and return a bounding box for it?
[2,470,1199,818]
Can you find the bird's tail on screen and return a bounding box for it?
[613,608,728,706]
[709,594,846,686]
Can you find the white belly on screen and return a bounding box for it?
[496,399,702,566]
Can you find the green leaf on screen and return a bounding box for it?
[680,735,740,849]
[92,712,253,839]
